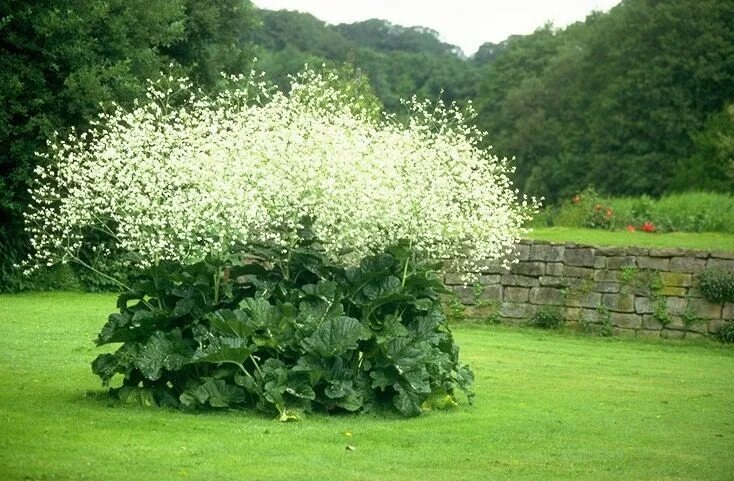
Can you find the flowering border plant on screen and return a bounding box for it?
[24,68,537,417]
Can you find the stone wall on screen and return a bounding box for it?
[445,240,734,338]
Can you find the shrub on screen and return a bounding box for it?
[529,306,564,329]
[713,322,734,343]
[25,68,536,418]
[697,268,734,304]
[92,242,474,418]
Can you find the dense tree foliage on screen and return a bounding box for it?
[475,0,734,200]
[2,0,734,290]
[0,0,256,287]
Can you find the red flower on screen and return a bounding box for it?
[642,222,655,233]
[626,225,636,232]
[605,208,613,217]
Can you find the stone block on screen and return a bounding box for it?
[453,286,475,305]
[602,293,635,313]
[636,330,660,339]
[511,243,530,261]
[529,243,564,262]
[546,263,564,276]
[642,314,664,330]
[666,297,688,316]
[596,246,627,256]
[480,274,501,285]
[464,305,500,319]
[564,266,595,279]
[612,327,637,337]
[593,282,621,294]
[661,329,686,339]
[565,248,595,267]
[563,307,582,321]
[477,260,510,274]
[687,287,705,298]
[610,312,643,329]
[477,285,503,301]
[529,287,566,306]
[504,287,529,303]
[594,257,606,269]
[685,320,709,334]
[670,257,707,274]
[501,274,539,287]
[581,308,603,324]
[635,297,654,314]
[511,261,545,277]
[627,246,649,256]
[565,291,602,309]
[499,302,537,319]
[659,286,686,297]
[648,248,687,257]
[708,319,727,334]
[637,256,670,271]
[594,270,620,282]
[660,272,692,287]
[690,250,710,259]
[606,256,637,270]
[688,298,722,319]
[723,303,734,321]
[583,292,603,308]
[539,276,570,287]
[711,250,734,260]
[444,272,465,285]
[707,258,734,272]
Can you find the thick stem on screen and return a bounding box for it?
[401,239,413,287]
[213,265,221,305]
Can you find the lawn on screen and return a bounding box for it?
[526,227,734,252]
[1,292,733,481]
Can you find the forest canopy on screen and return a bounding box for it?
[2,0,733,288]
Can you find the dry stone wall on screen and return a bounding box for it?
[445,240,734,338]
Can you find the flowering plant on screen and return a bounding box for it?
[24,69,536,280]
[24,68,537,417]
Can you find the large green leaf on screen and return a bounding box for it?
[207,309,253,338]
[363,275,401,300]
[393,382,423,417]
[180,379,246,408]
[192,337,255,365]
[301,316,362,357]
[134,329,193,380]
[239,297,276,327]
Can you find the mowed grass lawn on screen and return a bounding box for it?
[1,293,733,481]
[526,227,734,252]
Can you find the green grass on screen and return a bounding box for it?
[2,292,734,481]
[526,227,734,251]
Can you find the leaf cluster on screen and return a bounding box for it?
[92,242,473,418]
[697,268,734,304]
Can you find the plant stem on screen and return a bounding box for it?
[401,239,413,287]
[214,264,221,305]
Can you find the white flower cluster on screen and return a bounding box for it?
[24,69,539,274]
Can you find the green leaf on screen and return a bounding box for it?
[302,280,339,303]
[192,337,254,365]
[180,379,246,408]
[393,383,423,417]
[239,297,276,327]
[207,309,253,338]
[134,329,193,380]
[363,275,401,300]
[301,316,362,357]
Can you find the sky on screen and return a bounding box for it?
[252,0,622,56]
